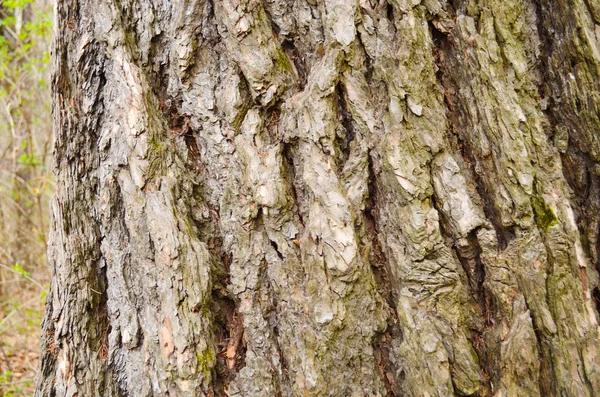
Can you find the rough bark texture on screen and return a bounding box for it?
[36,0,600,396]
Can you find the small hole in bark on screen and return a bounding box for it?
[593,287,600,315]
[429,21,446,44]
[270,239,284,260]
[282,39,295,51]
[386,3,395,21]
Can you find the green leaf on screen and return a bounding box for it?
[12,263,30,278]
[18,153,41,167]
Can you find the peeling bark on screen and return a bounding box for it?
[37,0,600,396]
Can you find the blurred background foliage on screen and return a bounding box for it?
[0,0,52,395]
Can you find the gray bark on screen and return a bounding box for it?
[36,0,600,396]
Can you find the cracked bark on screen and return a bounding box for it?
[37,0,600,396]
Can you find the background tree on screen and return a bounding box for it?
[0,0,52,394]
[36,0,600,396]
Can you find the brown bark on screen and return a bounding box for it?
[36,0,600,396]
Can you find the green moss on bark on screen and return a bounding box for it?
[531,196,558,232]
[196,346,215,379]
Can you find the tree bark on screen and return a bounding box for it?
[36,0,600,396]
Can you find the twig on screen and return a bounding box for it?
[0,262,46,291]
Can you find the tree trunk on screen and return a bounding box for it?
[36,0,600,396]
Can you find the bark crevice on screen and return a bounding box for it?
[365,154,403,396]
